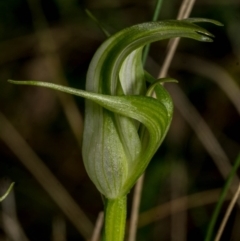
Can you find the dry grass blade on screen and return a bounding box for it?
[128,174,145,241]
[1,212,30,241]
[149,0,238,201]
[133,1,196,239]
[214,184,240,241]
[172,54,240,115]
[158,0,195,78]
[165,84,240,196]
[0,112,93,239]
[138,188,231,228]
[128,1,197,240]
[154,0,238,187]
[91,212,104,241]
[177,0,196,20]
[1,181,30,241]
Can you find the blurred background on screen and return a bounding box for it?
[0,0,239,240]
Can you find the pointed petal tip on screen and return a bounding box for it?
[208,20,224,26]
[182,18,224,27]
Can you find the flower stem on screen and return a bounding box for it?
[103,196,127,241]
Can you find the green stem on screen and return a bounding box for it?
[142,0,164,65]
[103,196,127,241]
[204,153,240,241]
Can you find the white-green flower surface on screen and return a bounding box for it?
[9,18,222,199]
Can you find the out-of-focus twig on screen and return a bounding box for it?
[1,180,30,241]
[146,52,240,204]
[138,188,231,228]
[205,154,240,241]
[176,0,196,20]
[172,54,240,115]
[127,0,166,240]
[128,174,145,241]
[0,112,94,239]
[0,212,30,241]
[165,84,240,195]
[214,183,240,241]
[91,211,104,241]
[153,0,238,190]
[158,0,195,78]
[131,1,196,239]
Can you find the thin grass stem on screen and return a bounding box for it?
[142,0,164,65]
[172,53,240,115]
[85,9,110,37]
[158,0,195,78]
[129,1,163,239]
[91,212,104,241]
[128,1,164,240]
[166,84,240,191]
[146,55,240,206]
[214,182,240,241]
[0,112,93,239]
[177,0,196,20]
[1,181,29,241]
[128,174,145,241]
[137,188,231,228]
[205,154,240,241]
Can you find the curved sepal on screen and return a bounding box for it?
[87,19,217,96]
[8,80,171,197]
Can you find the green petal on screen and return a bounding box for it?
[116,48,145,168]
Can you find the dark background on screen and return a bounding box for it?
[0,0,240,240]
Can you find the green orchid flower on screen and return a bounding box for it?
[9,18,222,241]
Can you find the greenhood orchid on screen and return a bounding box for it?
[9,18,222,241]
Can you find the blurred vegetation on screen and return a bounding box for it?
[0,0,239,241]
